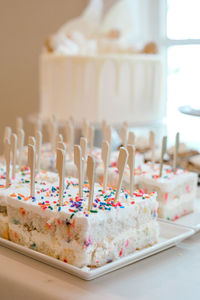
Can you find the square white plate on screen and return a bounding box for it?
[0,220,194,280]
[173,198,200,232]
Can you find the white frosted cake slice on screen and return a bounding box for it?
[0,166,58,239]
[96,151,144,186]
[136,164,197,220]
[39,151,77,176]
[22,143,77,176]
[7,177,158,268]
[96,161,197,221]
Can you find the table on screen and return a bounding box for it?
[0,232,200,300]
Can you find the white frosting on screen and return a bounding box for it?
[36,171,58,184]
[96,151,144,186]
[23,143,77,176]
[40,50,162,124]
[138,164,197,193]
[94,148,144,167]
[40,1,163,125]
[8,178,157,216]
[0,166,30,206]
[0,166,58,207]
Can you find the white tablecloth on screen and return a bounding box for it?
[0,232,200,300]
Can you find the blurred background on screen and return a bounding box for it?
[1,0,200,150]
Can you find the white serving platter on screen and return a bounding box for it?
[173,198,200,232]
[0,220,194,280]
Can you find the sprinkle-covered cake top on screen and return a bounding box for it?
[98,162,190,180]
[137,163,189,180]
[110,162,189,180]
[136,163,197,192]
[0,165,30,188]
[9,177,157,218]
[0,166,58,194]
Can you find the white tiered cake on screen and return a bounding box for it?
[39,0,164,125]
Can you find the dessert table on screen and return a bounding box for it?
[0,231,200,300]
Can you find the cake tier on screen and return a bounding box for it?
[40,54,163,125]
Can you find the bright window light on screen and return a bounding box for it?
[167,45,200,116]
[167,0,200,39]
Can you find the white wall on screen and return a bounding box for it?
[0,0,87,151]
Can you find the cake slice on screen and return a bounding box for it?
[7,177,158,268]
[0,166,58,239]
[136,163,197,220]
[96,160,197,221]
[96,151,144,186]
[22,143,77,176]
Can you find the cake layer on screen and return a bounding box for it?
[40,54,163,125]
[9,220,158,268]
